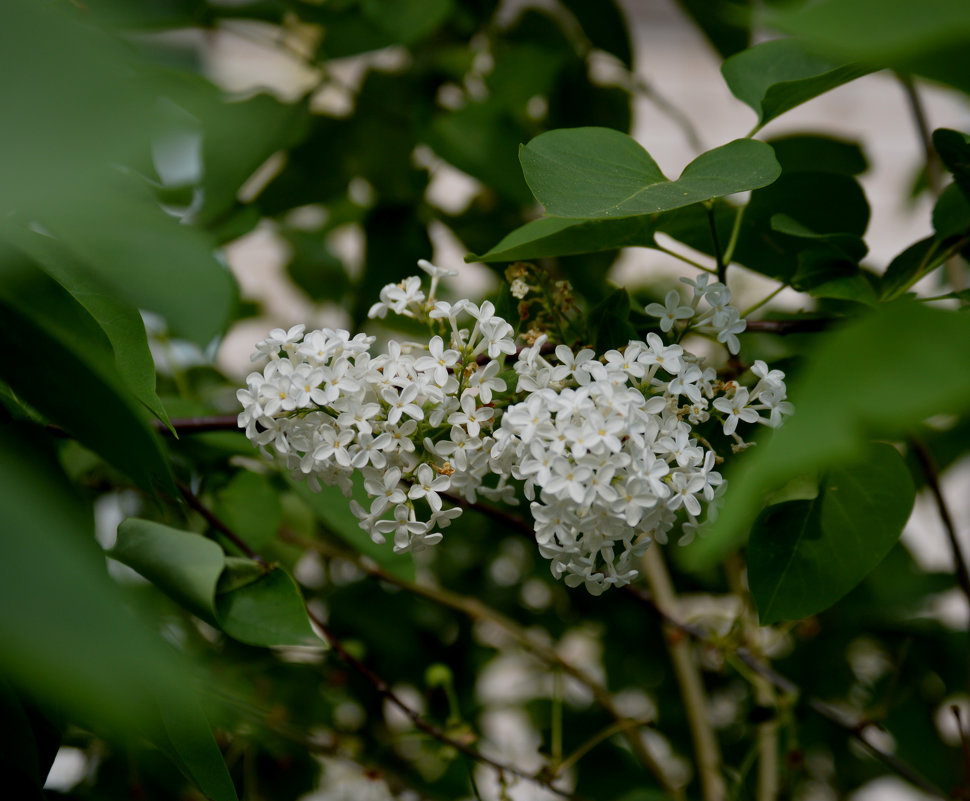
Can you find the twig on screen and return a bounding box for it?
[178,491,584,800]
[157,415,240,435]
[177,479,267,566]
[899,73,965,291]
[625,587,952,800]
[304,607,585,800]
[910,438,970,611]
[281,528,683,798]
[641,547,725,801]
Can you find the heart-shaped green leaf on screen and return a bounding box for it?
[519,128,780,218]
[748,442,915,624]
[114,519,321,648]
[722,38,873,128]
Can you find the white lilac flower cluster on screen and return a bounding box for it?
[237,260,516,554]
[238,263,793,594]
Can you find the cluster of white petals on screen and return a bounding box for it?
[238,273,515,554]
[239,265,793,594]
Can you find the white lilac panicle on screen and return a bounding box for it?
[238,266,514,554]
[239,266,793,594]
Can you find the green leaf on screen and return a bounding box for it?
[881,236,937,300]
[0,427,236,801]
[721,38,873,127]
[933,182,970,240]
[0,255,175,495]
[933,129,970,202]
[288,476,416,582]
[748,442,915,624]
[587,288,638,351]
[771,214,868,263]
[684,303,970,568]
[156,698,240,801]
[659,172,870,283]
[469,215,661,263]
[768,133,868,176]
[114,519,321,647]
[42,180,237,347]
[2,222,173,430]
[771,0,970,94]
[0,1,237,346]
[520,129,780,218]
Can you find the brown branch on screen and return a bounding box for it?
[158,415,240,435]
[282,529,683,798]
[624,587,952,800]
[176,487,584,800]
[177,480,268,566]
[305,606,584,800]
[910,438,970,610]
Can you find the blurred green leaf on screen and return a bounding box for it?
[771,0,970,93]
[2,223,173,431]
[932,182,970,240]
[748,442,915,624]
[288,477,416,582]
[0,427,235,801]
[0,255,175,495]
[721,38,873,127]
[114,519,321,647]
[880,236,937,300]
[686,302,970,567]
[933,128,970,201]
[520,129,780,218]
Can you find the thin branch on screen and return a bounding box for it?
[899,73,942,196]
[641,547,725,801]
[177,479,267,566]
[179,491,584,800]
[625,587,952,800]
[157,415,240,435]
[899,73,966,291]
[910,438,970,610]
[305,607,585,800]
[282,528,683,798]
